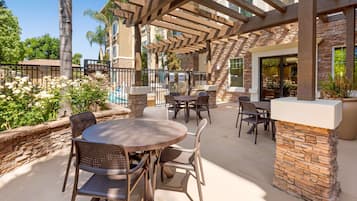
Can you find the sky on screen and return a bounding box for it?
[6,0,108,64]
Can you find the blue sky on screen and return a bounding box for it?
[6,0,108,64]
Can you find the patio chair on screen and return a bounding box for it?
[159,119,208,201]
[165,94,183,119]
[62,112,97,192]
[238,102,269,144]
[71,139,148,201]
[198,91,208,96]
[193,95,211,125]
[235,96,250,128]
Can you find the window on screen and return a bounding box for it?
[112,21,118,36]
[112,45,118,59]
[333,46,357,88]
[229,58,244,87]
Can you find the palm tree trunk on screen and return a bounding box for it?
[59,0,72,79]
[59,0,72,117]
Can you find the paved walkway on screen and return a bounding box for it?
[0,103,356,201]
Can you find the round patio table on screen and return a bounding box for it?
[82,119,187,152]
[174,95,198,123]
[82,119,187,201]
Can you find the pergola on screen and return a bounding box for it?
[113,0,357,101]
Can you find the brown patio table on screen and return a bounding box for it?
[174,95,198,123]
[82,118,188,201]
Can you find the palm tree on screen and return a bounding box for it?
[59,0,72,79]
[86,25,106,60]
[84,1,117,64]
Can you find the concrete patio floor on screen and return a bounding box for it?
[0,103,356,201]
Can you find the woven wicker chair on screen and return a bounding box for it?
[165,95,183,119]
[62,112,97,192]
[193,96,211,125]
[235,96,250,128]
[71,139,148,201]
[238,102,269,144]
[159,119,208,201]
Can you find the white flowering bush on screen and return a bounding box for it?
[0,76,62,131]
[0,74,108,131]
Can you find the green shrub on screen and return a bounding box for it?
[67,75,108,114]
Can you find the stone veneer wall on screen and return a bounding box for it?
[273,121,340,201]
[0,107,131,176]
[178,18,357,102]
[128,94,147,117]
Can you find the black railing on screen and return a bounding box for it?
[1,63,208,108]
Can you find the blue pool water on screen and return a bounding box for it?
[108,87,128,103]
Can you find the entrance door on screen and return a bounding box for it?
[260,55,298,101]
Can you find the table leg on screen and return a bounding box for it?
[185,102,189,123]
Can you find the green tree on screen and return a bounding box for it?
[0,0,6,8]
[84,1,117,63]
[0,6,23,63]
[86,25,106,60]
[165,31,181,71]
[23,34,60,60]
[72,53,82,65]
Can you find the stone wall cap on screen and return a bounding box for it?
[129,86,151,95]
[271,97,342,130]
[203,85,217,91]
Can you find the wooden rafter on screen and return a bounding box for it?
[193,0,249,22]
[227,0,266,17]
[262,0,287,13]
[151,20,203,36]
[180,3,235,26]
[170,10,224,30]
[159,15,212,33]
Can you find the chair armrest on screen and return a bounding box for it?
[168,146,197,153]
[129,153,149,174]
[187,132,196,136]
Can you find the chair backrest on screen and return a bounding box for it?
[73,139,129,175]
[170,92,180,96]
[70,112,97,138]
[194,119,208,149]
[238,96,250,103]
[165,95,175,105]
[241,102,258,115]
[196,95,209,106]
[198,91,208,96]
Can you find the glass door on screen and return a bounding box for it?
[260,55,298,101]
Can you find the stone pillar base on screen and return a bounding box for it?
[271,97,342,201]
[128,94,147,118]
[273,121,340,201]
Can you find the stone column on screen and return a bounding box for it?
[128,87,150,118]
[204,85,217,108]
[271,97,342,201]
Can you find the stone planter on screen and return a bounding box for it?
[337,98,357,140]
[0,105,131,176]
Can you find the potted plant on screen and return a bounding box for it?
[321,75,357,140]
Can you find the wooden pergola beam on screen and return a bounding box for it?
[128,0,145,7]
[151,20,203,36]
[227,0,266,17]
[262,0,287,13]
[145,0,357,53]
[140,0,191,25]
[160,15,212,33]
[170,10,224,30]
[193,0,249,22]
[180,3,235,27]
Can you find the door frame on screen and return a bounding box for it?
[259,54,298,101]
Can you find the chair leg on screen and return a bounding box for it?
[235,111,240,128]
[238,117,243,138]
[196,108,199,126]
[62,143,74,192]
[254,124,258,144]
[198,152,205,185]
[194,157,204,201]
[160,166,165,183]
[207,107,212,124]
[71,168,79,201]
